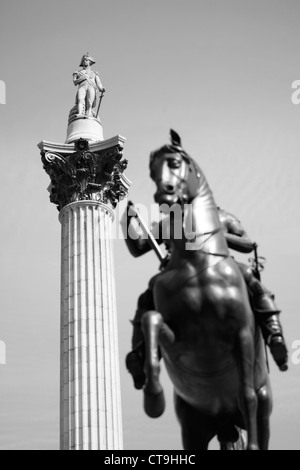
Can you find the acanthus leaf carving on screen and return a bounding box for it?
[41,139,129,211]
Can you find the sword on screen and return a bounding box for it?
[251,243,266,281]
[128,202,165,263]
[96,90,105,119]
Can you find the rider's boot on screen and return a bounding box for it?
[251,288,288,371]
[240,264,288,372]
[257,311,288,372]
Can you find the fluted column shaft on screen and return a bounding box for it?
[59,201,123,450]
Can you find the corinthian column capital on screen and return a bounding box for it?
[39,137,131,211]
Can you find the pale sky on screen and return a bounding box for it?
[0,0,299,450]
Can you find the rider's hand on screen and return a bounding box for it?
[127,201,138,220]
[120,201,136,233]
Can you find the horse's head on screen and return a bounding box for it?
[149,130,202,209]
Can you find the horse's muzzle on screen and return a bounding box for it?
[154,190,179,209]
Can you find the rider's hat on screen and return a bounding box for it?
[79,53,96,67]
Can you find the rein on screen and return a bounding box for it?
[194,227,221,239]
[153,152,228,260]
[186,226,229,259]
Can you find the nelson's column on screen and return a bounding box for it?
[38,53,130,450]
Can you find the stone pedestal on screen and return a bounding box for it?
[66,117,104,144]
[66,106,104,143]
[39,136,130,450]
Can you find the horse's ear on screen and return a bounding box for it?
[170,129,181,147]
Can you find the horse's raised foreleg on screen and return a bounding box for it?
[238,327,259,450]
[141,310,174,418]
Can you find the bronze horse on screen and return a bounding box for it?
[141,131,272,450]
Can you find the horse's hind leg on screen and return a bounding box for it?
[141,311,166,418]
[257,383,272,450]
[238,327,259,450]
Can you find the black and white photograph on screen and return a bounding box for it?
[0,0,299,452]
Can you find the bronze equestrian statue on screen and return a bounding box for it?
[125,131,288,450]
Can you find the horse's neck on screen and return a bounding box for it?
[180,175,229,257]
[185,173,220,234]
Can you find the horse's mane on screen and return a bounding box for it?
[149,130,201,179]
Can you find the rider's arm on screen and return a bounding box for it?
[121,203,164,258]
[225,232,254,253]
[222,212,255,253]
[125,236,155,258]
[95,73,105,92]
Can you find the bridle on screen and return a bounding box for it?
[152,152,228,259]
[152,151,200,207]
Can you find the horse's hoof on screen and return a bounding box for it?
[143,389,166,418]
[247,444,259,451]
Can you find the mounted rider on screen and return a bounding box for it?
[124,141,288,390]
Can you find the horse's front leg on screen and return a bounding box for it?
[141,310,175,418]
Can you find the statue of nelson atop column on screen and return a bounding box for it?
[66,53,106,143]
[73,53,105,118]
